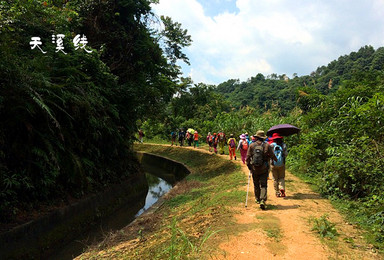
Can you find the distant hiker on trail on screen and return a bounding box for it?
[207,132,213,152]
[212,133,218,154]
[246,130,277,210]
[193,131,200,148]
[245,133,250,143]
[178,129,185,146]
[186,131,192,146]
[227,134,237,160]
[190,134,194,146]
[138,129,144,143]
[270,133,288,197]
[237,134,249,164]
[171,130,178,146]
[218,131,226,155]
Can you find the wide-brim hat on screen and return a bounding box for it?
[239,134,246,139]
[254,130,266,139]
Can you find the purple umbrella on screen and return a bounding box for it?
[267,124,300,137]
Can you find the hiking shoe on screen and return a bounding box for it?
[255,199,261,204]
[276,193,281,197]
[235,156,237,160]
[260,200,266,210]
[280,189,286,197]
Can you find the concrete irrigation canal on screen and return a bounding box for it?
[0,152,190,259]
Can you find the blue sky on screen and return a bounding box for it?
[152,0,384,85]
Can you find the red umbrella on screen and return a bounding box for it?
[267,124,300,137]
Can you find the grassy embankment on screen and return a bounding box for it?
[78,143,246,259]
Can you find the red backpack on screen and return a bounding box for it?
[242,140,248,150]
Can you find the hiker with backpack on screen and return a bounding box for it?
[171,129,178,146]
[227,134,237,160]
[178,128,185,146]
[186,131,192,146]
[193,131,200,148]
[189,132,194,146]
[206,132,213,152]
[237,134,249,164]
[212,133,218,154]
[244,132,250,144]
[217,131,226,155]
[270,133,288,197]
[246,130,277,210]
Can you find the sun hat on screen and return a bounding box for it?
[254,130,266,139]
[240,134,246,139]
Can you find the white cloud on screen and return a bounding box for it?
[152,0,384,84]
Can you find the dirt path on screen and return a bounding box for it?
[170,143,378,259]
[211,151,378,259]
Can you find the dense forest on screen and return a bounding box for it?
[143,45,384,248]
[1,0,383,252]
[0,0,191,222]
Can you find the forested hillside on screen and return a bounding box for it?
[215,45,384,115]
[0,0,191,222]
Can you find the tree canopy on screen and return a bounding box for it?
[0,0,191,221]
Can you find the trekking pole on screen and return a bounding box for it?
[245,170,252,208]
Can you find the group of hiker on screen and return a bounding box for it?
[207,130,288,209]
[245,130,288,210]
[171,128,201,148]
[171,128,288,211]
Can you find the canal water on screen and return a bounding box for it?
[135,172,172,217]
[52,172,173,259]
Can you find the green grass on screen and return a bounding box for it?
[310,214,339,239]
[138,137,170,145]
[79,143,247,259]
[257,215,286,254]
[266,228,281,241]
[157,217,222,260]
[330,198,384,253]
[289,164,384,253]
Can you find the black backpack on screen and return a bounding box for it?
[251,142,265,167]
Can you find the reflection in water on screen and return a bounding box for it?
[135,173,172,217]
[52,172,171,260]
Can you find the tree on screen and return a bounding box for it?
[0,0,192,221]
[159,15,192,65]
